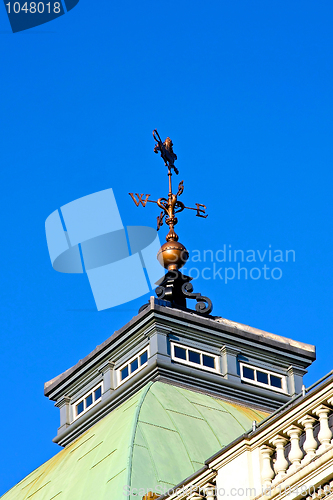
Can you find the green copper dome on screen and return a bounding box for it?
[1,381,268,500]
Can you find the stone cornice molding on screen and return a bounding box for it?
[287,365,308,377]
[98,360,115,374]
[55,395,71,408]
[220,344,240,356]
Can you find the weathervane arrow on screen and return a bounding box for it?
[129,129,208,238]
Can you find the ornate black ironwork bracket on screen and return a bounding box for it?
[139,270,213,316]
[181,281,213,315]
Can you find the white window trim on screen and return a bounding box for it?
[72,382,103,421]
[170,342,219,374]
[117,346,150,387]
[240,362,287,394]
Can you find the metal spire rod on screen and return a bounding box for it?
[129,129,213,316]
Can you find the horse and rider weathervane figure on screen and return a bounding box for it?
[129,130,213,315]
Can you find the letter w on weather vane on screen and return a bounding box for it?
[129,130,208,240]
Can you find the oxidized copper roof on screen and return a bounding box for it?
[3,381,268,500]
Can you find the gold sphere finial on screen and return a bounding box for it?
[157,240,189,271]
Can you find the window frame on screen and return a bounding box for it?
[72,382,103,421]
[170,342,219,374]
[117,346,150,387]
[240,362,287,394]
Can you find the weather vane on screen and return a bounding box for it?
[129,130,212,315]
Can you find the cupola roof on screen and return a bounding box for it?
[2,381,268,500]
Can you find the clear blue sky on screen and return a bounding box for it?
[1,0,333,494]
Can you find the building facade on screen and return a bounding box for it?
[4,295,332,500]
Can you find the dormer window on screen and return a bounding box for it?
[117,347,149,386]
[171,342,218,373]
[240,363,287,393]
[73,383,103,420]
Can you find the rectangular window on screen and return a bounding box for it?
[85,394,93,408]
[94,386,102,400]
[240,363,286,393]
[77,401,84,416]
[117,347,150,387]
[270,375,283,389]
[131,358,139,373]
[73,383,103,421]
[189,350,201,364]
[121,366,129,381]
[257,371,269,385]
[140,351,148,366]
[174,346,187,360]
[171,343,218,374]
[202,354,215,369]
[242,366,255,380]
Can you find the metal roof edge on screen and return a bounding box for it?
[44,306,154,397]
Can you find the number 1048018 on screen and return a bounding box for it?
[5,2,61,13]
